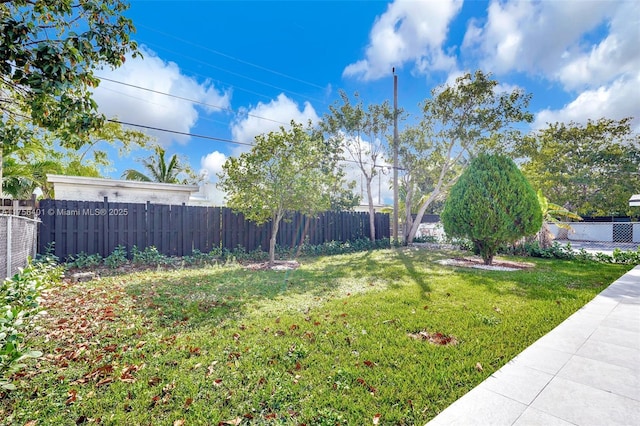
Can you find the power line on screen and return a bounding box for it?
[141,41,328,105]
[97,76,290,127]
[138,24,326,90]
[107,118,254,147]
[107,118,401,171]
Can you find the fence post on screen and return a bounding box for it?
[6,215,12,277]
[103,196,109,257]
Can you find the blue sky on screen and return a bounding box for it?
[92,0,640,204]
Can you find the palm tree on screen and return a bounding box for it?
[121,146,191,184]
[537,190,582,247]
[2,157,61,198]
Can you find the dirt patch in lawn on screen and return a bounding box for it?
[244,260,300,271]
[436,257,534,271]
[408,331,458,346]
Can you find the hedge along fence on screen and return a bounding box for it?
[37,199,390,260]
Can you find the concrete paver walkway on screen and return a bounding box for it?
[427,265,640,426]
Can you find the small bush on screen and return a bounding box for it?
[66,252,103,269]
[413,235,439,244]
[1,257,63,390]
[131,245,170,266]
[499,241,640,265]
[104,245,128,269]
[182,248,222,266]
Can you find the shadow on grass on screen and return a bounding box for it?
[125,252,386,329]
[394,248,432,294]
[440,257,631,301]
[123,249,631,331]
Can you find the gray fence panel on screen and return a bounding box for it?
[1,215,39,279]
[37,199,390,259]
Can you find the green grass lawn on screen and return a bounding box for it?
[1,248,632,425]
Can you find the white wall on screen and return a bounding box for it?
[548,223,614,242]
[48,175,198,205]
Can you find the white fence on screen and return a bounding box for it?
[0,215,39,279]
[548,222,639,243]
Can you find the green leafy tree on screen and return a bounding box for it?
[441,154,542,265]
[519,118,640,216]
[218,121,338,265]
[2,121,149,198]
[122,145,199,184]
[0,0,138,194]
[321,91,394,240]
[536,190,582,247]
[401,71,533,243]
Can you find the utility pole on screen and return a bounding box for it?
[392,68,399,244]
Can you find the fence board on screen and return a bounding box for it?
[37,199,390,259]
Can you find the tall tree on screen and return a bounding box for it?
[395,124,460,243]
[2,120,149,198]
[519,118,640,216]
[321,91,394,241]
[401,71,533,243]
[441,154,542,265]
[122,146,198,184]
[218,121,339,265]
[0,0,138,194]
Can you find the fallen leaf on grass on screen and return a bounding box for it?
[219,418,242,425]
[103,344,118,352]
[475,362,483,372]
[66,389,77,405]
[96,377,113,387]
[173,420,185,426]
[408,331,458,346]
[184,397,193,409]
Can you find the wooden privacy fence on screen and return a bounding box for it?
[38,199,390,259]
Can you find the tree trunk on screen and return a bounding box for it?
[269,213,281,266]
[407,190,440,243]
[366,177,376,241]
[538,222,554,248]
[403,180,414,245]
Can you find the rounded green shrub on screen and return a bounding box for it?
[441,153,542,265]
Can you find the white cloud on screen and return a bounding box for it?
[93,46,231,146]
[465,1,640,132]
[463,1,638,91]
[554,1,640,90]
[343,0,463,81]
[230,93,319,154]
[200,150,227,179]
[534,73,640,131]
